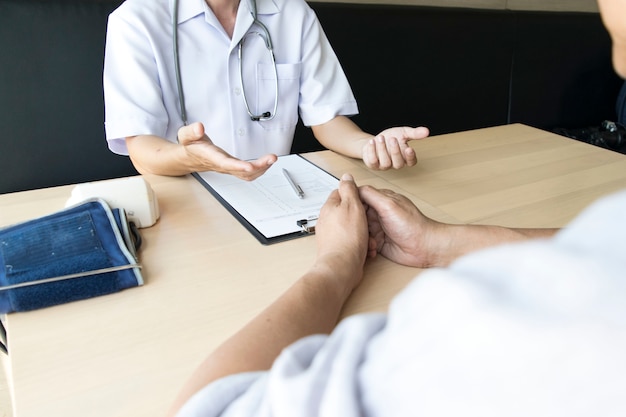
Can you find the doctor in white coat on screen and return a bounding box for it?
[104,0,430,180]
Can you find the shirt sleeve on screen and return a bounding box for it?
[296,7,358,127]
[103,8,170,155]
[176,313,387,417]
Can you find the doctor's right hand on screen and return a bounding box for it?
[177,122,277,181]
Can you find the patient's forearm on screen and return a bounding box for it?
[166,259,358,416]
[435,224,558,266]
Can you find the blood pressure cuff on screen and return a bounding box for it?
[0,199,143,314]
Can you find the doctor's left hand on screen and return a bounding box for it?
[178,122,277,181]
[362,126,430,170]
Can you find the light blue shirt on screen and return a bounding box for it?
[103,0,358,160]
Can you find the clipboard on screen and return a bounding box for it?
[193,154,339,245]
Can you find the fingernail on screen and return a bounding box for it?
[341,173,354,181]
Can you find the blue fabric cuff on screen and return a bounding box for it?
[0,199,143,314]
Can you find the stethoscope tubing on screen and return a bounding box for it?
[172,0,187,126]
[171,0,278,127]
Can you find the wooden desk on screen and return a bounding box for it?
[1,124,625,417]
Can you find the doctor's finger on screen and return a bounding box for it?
[177,122,207,144]
[213,157,266,181]
[249,154,278,170]
[405,126,430,141]
[362,139,380,169]
[231,164,273,181]
[382,136,410,169]
[374,135,393,169]
[399,141,417,167]
[235,158,276,180]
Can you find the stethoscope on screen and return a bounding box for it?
[172,0,278,125]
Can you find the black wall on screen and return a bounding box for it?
[1,0,622,193]
[291,4,622,153]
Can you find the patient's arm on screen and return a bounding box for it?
[359,185,558,268]
[167,174,369,416]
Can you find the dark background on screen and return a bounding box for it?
[1,0,622,193]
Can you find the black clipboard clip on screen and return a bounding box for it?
[297,217,318,234]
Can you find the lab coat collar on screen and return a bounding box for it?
[231,0,279,49]
[171,0,280,49]
[172,0,206,24]
[173,0,279,24]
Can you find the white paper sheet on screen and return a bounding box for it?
[195,154,339,241]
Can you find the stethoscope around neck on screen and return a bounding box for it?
[172,0,278,126]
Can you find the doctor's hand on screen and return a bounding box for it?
[178,122,277,181]
[362,126,430,170]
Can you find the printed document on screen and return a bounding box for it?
[194,154,339,243]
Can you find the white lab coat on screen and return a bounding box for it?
[103,0,358,160]
[177,189,626,417]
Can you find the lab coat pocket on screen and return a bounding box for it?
[256,62,301,131]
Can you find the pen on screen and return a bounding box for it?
[282,168,305,199]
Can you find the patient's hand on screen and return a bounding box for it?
[359,185,463,268]
[314,173,369,294]
[359,185,559,268]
